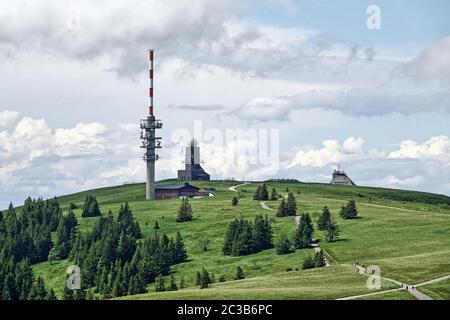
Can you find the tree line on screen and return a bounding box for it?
[67,202,188,299]
[0,198,61,300]
[223,215,273,256]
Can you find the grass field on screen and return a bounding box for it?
[119,265,397,300]
[420,280,450,300]
[356,290,417,300]
[29,180,450,300]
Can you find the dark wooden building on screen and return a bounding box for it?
[155,183,209,199]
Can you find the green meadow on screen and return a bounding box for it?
[30,180,450,300]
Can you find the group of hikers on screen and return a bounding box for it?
[354,261,416,291]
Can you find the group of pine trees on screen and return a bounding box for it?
[253,183,269,201]
[317,206,340,242]
[49,210,78,261]
[195,266,244,289]
[81,195,101,218]
[277,192,297,217]
[223,215,273,256]
[68,202,188,298]
[274,212,315,255]
[0,198,61,300]
[302,250,327,269]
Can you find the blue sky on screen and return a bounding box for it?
[0,0,449,208]
[248,0,450,50]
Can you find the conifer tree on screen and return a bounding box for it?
[276,198,287,217]
[154,221,160,230]
[317,206,331,230]
[155,276,166,292]
[286,192,297,216]
[232,196,239,207]
[196,271,201,286]
[235,266,245,280]
[180,275,186,289]
[340,200,358,219]
[294,213,314,249]
[325,217,340,243]
[313,250,326,268]
[253,186,262,200]
[200,268,211,289]
[174,231,188,264]
[176,198,193,222]
[259,183,269,201]
[169,275,178,291]
[29,276,47,300]
[270,187,278,201]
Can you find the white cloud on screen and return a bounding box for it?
[0,110,19,127]
[286,135,450,195]
[288,137,368,169]
[389,135,450,160]
[234,87,450,122]
[381,175,424,188]
[53,122,108,157]
[402,35,450,83]
[343,137,364,154]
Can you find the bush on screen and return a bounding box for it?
[339,200,358,219]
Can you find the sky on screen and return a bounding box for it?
[1,0,450,208]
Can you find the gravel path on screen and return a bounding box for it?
[228,182,250,192]
[338,265,449,300]
[260,201,276,211]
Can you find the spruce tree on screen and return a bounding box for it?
[277,198,287,217]
[155,276,166,292]
[313,250,326,268]
[295,213,314,249]
[325,218,340,242]
[174,231,188,264]
[270,187,278,201]
[340,200,358,219]
[200,268,211,289]
[286,192,297,216]
[259,183,269,201]
[317,206,331,230]
[235,266,245,280]
[176,198,193,222]
[196,271,201,286]
[154,221,160,230]
[169,275,178,291]
[232,196,239,207]
[253,186,262,200]
[180,275,186,289]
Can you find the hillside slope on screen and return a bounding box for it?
[31,180,450,300]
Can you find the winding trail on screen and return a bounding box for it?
[337,265,450,300]
[260,201,276,211]
[228,183,250,192]
[227,183,446,299]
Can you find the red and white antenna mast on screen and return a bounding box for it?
[140,49,163,200]
[149,49,154,116]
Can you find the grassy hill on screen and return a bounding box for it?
[31,180,450,300]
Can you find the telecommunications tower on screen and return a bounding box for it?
[140,49,163,200]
